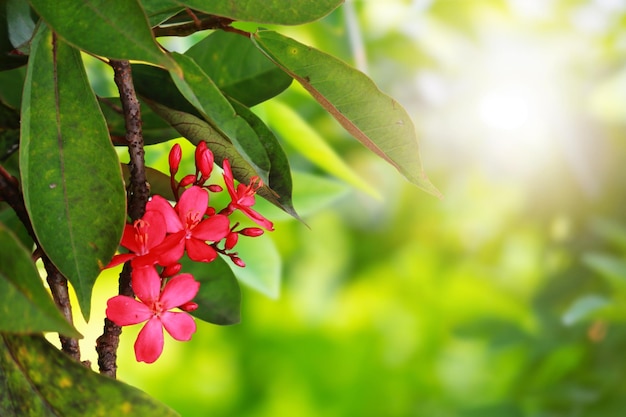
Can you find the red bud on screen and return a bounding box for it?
[169,143,182,175]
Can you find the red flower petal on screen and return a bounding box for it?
[151,231,186,266]
[106,295,152,326]
[147,195,183,233]
[177,186,208,225]
[239,206,274,231]
[120,223,141,253]
[160,311,197,341]
[142,210,168,251]
[222,159,237,199]
[192,214,230,241]
[131,265,162,305]
[134,317,164,363]
[104,252,135,269]
[159,273,200,309]
[186,238,218,263]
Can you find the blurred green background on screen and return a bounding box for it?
[77,0,626,416]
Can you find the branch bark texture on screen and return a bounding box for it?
[96,59,148,378]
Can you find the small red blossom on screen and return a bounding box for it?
[105,210,167,269]
[149,186,230,263]
[106,266,200,363]
[221,159,274,231]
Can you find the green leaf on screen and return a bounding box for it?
[0,223,81,337]
[6,0,35,54]
[0,1,28,70]
[562,295,610,326]
[230,234,281,299]
[583,253,626,292]
[176,0,343,25]
[185,30,292,107]
[143,99,297,216]
[252,171,350,222]
[261,99,379,198]
[0,66,25,108]
[140,0,183,26]
[28,0,178,71]
[229,99,299,220]
[252,31,441,197]
[180,255,241,325]
[169,52,270,184]
[0,334,180,416]
[20,26,126,321]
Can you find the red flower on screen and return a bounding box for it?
[149,186,230,263]
[105,210,168,269]
[106,266,200,363]
[221,159,274,231]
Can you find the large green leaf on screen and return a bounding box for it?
[20,26,126,321]
[229,234,281,299]
[176,0,343,25]
[28,0,178,71]
[141,99,297,217]
[229,99,298,219]
[0,334,180,416]
[261,99,379,198]
[180,255,240,325]
[169,52,270,183]
[185,30,292,107]
[0,223,81,337]
[252,31,441,196]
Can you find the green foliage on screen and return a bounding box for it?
[252,30,440,196]
[0,334,178,416]
[0,223,80,337]
[0,0,441,414]
[19,26,126,320]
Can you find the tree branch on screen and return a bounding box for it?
[0,165,82,362]
[96,59,148,378]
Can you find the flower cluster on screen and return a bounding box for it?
[105,142,273,363]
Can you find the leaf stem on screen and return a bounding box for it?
[0,165,82,362]
[96,59,147,378]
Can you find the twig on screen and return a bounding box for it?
[96,59,148,378]
[152,13,235,37]
[0,165,82,362]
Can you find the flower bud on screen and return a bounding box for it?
[225,231,239,250]
[195,141,214,180]
[161,263,182,278]
[169,143,182,175]
[208,184,223,193]
[232,256,245,268]
[178,301,198,312]
[179,174,196,188]
[240,227,264,237]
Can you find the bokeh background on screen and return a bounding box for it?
[74,0,626,415]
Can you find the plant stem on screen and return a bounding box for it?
[96,59,148,378]
[0,165,82,362]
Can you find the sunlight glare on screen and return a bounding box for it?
[478,89,531,132]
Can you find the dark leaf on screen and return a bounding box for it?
[252,30,441,196]
[20,26,126,320]
[0,334,180,416]
[0,223,81,337]
[176,0,344,25]
[180,255,240,325]
[29,0,178,71]
[169,52,270,183]
[185,30,292,107]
